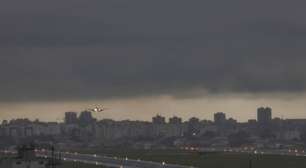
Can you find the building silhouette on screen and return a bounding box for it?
[79,111,95,125]
[64,112,78,124]
[169,116,182,124]
[257,107,272,124]
[152,115,166,124]
[214,112,226,125]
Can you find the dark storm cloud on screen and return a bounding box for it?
[1,0,306,101]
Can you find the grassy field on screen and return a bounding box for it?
[71,148,306,168]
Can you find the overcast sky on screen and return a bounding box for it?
[1,0,306,121]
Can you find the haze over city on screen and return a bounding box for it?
[1,95,306,122]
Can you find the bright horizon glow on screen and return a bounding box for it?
[1,92,306,122]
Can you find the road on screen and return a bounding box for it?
[37,150,196,168]
[4,147,306,168]
[196,147,306,157]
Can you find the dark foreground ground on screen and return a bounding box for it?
[61,162,106,168]
[3,149,306,168]
[0,154,104,168]
[70,148,306,168]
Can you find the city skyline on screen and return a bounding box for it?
[1,100,306,123]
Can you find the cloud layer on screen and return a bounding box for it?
[1,0,306,101]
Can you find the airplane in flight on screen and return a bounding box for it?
[87,106,108,112]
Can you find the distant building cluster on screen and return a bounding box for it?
[1,107,306,150]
